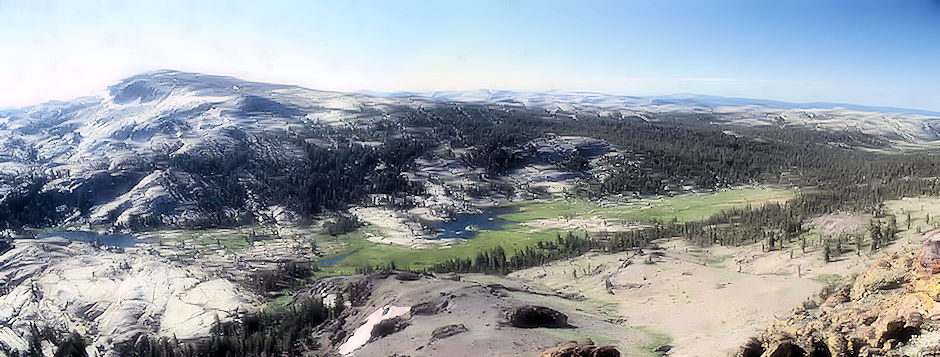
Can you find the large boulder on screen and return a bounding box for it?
[411,298,449,315]
[506,305,569,328]
[918,231,940,273]
[539,343,620,357]
[430,324,468,341]
[370,316,409,340]
[394,271,421,281]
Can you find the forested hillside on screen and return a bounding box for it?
[1,71,936,233]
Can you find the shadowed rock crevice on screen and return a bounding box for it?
[769,342,806,357]
[741,338,766,357]
[879,320,921,347]
[809,341,832,357]
[506,305,570,328]
[370,316,409,340]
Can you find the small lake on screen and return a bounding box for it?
[318,248,361,267]
[316,207,515,267]
[430,207,515,240]
[36,230,139,248]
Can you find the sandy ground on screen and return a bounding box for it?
[509,248,819,357]
[504,196,939,357]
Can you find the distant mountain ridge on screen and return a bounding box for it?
[391,89,940,117]
[2,70,939,231]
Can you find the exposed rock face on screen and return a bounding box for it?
[740,235,940,357]
[850,255,912,300]
[430,324,468,341]
[0,238,254,356]
[918,231,940,273]
[410,298,449,316]
[539,343,621,357]
[394,271,420,281]
[370,316,410,340]
[506,305,569,328]
[328,274,644,357]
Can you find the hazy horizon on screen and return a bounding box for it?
[2,0,939,111]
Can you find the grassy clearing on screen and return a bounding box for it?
[504,188,793,223]
[812,273,849,287]
[313,188,792,276]
[263,293,296,313]
[634,325,674,356]
[541,328,621,347]
[312,224,565,276]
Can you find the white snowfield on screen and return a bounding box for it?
[337,305,411,355]
[0,237,254,356]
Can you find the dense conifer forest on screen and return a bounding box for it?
[0,100,928,232]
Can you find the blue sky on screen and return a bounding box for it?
[1,0,939,110]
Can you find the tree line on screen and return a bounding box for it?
[119,297,335,356]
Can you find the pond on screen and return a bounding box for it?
[318,248,362,267]
[430,207,515,240]
[36,230,139,248]
[319,206,518,267]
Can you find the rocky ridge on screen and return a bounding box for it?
[740,231,940,356]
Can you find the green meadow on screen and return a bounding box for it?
[312,188,793,276]
[503,188,792,223]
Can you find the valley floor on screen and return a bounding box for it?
[6,190,940,356]
[311,188,794,276]
[502,196,940,356]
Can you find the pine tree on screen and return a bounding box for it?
[888,216,898,240]
[868,220,882,253]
